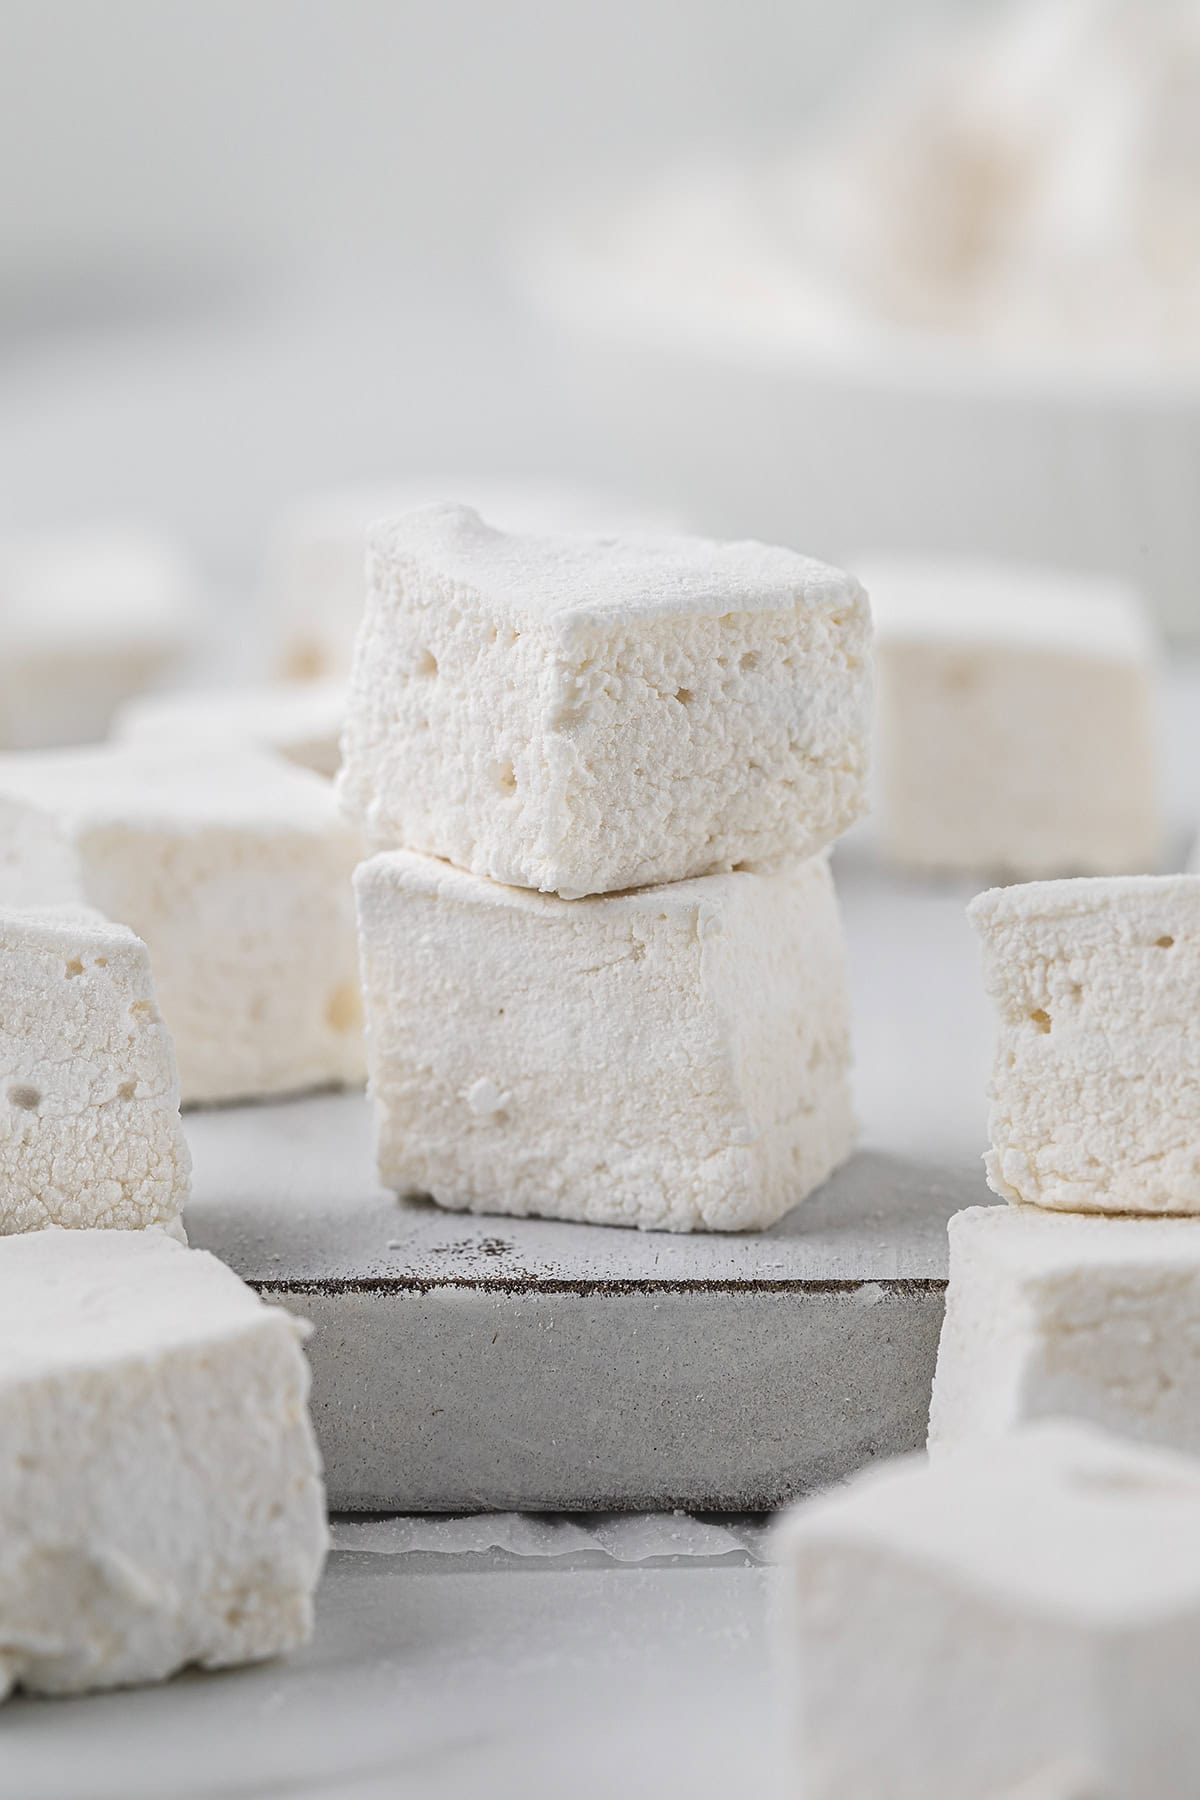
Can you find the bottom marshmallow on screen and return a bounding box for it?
[928,1203,1200,1459]
[354,850,854,1232]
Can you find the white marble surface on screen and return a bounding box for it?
[5,1546,779,1800]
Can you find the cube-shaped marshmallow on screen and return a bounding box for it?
[0,744,364,1105]
[265,480,682,681]
[1,905,189,1238]
[340,505,871,897]
[971,874,1200,1215]
[776,1423,1200,1799]
[354,849,853,1231]
[928,1204,1200,1458]
[115,679,345,779]
[0,1228,327,1699]
[862,559,1159,877]
[0,530,192,748]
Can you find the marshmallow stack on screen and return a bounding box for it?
[931,873,1200,1456]
[340,503,873,1232]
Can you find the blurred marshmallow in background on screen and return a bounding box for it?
[796,0,1200,362]
[0,530,192,748]
[114,677,346,778]
[534,0,1200,640]
[859,557,1161,878]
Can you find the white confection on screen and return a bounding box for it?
[354,849,853,1232]
[114,680,345,779]
[0,1228,327,1701]
[929,1204,1200,1458]
[859,558,1159,877]
[775,1422,1200,1799]
[341,505,871,897]
[266,478,684,681]
[0,531,192,748]
[971,874,1200,1215]
[0,744,364,1105]
[0,905,189,1238]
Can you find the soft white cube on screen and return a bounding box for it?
[0,1228,327,1700]
[1,905,189,1238]
[972,874,1200,1215]
[928,1204,1200,1458]
[0,744,364,1105]
[340,505,871,898]
[265,479,683,681]
[861,559,1159,877]
[115,679,345,779]
[354,849,853,1232]
[776,1423,1200,1799]
[0,531,192,748]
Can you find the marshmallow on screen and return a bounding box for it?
[0,905,189,1238]
[0,744,364,1105]
[0,1228,327,1700]
[0,531,192,748]
[265,479,682,682]
[354,849,853,1231]
[861,559,1159,877]
[340,504,871,897]
[775,1422,1200,1799]
[971,873,1200,1214]
[114,679,344,779]
[929,1203,1200,1459]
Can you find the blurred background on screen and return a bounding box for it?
[8,0,1196,618]
[1,0,906,584]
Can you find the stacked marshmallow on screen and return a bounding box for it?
[776,872,1200,1797]
[339,503,873,1232]
[930,872,1200,1457]
[0,763,337,1703]
[0,895,330,1702]
[0,812,333,1705]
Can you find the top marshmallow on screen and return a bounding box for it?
[339,505,871,897]
[264,478,684,681]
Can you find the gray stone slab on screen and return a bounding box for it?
[185,1092,990,1511]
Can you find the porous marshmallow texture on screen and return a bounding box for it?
[0,744,364,1105]
[340,505,871,897]
[929,1204,1200,1460]
[354,849,853,1232]
[0,1228,327,1700]
[775,1423,1200,1799]
[115,679,345,779]
[0,906,189,1238]
[862,559,1159,878]
[0,531,192,749]
[971,874,1200,1215]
